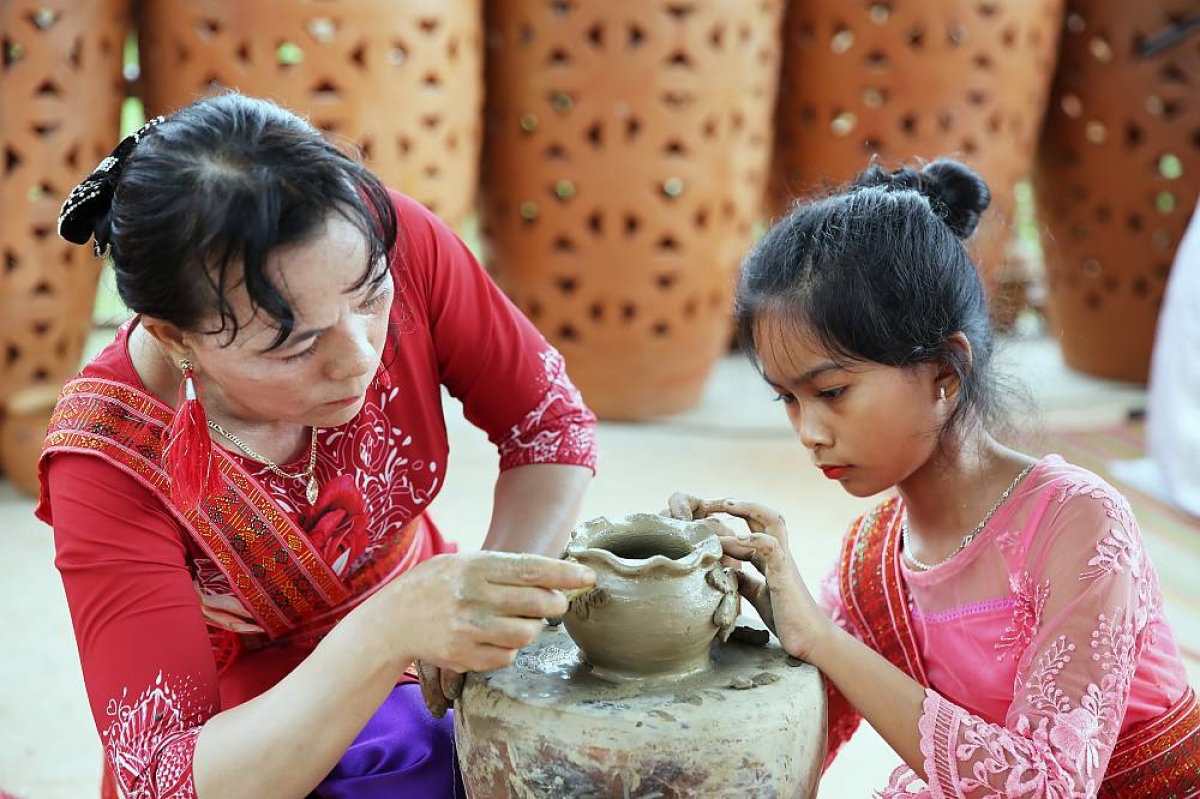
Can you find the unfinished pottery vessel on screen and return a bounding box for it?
[562,513,737,681]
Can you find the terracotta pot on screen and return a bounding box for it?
[772,0,1064,316]
[562,514,737,681]
[137,0,483,230]
[0,0,127,409]
[0,386,60,498]
[455,623,828,798]
[481,0,783,420]
[1035,2,1199,382]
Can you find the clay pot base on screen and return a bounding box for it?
[455,621,827,798]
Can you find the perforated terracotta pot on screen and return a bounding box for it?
[772,0,1064,319]
[1035,2,1199,382]
[0,0,128,483]
[137,0,483,230]
[481,1,783,420]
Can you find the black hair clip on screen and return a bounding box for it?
[58,115,166,257]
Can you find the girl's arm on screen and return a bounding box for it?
[687,493,1152,796]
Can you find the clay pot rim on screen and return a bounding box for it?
[565,513,723,576]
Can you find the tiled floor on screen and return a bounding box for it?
[0,331,1178,798]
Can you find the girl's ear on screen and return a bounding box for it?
[935,332,973,400]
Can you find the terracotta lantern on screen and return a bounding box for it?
[772,0,1065,322]
[481,0,784,420]
[0,0,129,492]
[1035,2,1199,382]
[137,0,483,231]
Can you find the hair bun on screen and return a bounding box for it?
[852,159,991,240]
[916,159,991,239]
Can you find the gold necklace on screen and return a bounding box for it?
[901,462,1037,571]
[208,421,321,505]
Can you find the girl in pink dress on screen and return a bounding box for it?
[669,160,1197,797]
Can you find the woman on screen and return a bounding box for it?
[38,93,598,798]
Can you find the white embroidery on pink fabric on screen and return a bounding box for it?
[103,671,207,799]
[996,571,1050,663]
[994,527,1022,557]
[1025,635,1075,714]
[1091,608,1138,684]
[878,764,929,795]
[1082,523,1142,581]
[497,349,597,470]
[921,604,1139,796]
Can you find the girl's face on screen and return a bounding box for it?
[755,316,948,498]
[183,213,393,429]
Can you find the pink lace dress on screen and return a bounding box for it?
[821,456,1193,797]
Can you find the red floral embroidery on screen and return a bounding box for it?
[301,475,370,576]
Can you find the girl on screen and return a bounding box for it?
[669,160,1197,797]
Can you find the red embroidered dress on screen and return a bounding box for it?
[36,193,597,798]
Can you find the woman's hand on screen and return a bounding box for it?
[362,551,595,715]
[665,492,833,662]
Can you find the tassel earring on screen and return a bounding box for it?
[162,358,215,510]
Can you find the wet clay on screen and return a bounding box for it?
[454,622,827,798]
[560,514,737,681]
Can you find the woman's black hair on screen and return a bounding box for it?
[61,92,398,350]
[736,158,998,434]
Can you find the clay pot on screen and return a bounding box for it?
[0,0,128,409]
[562,514,737,681]
[136,0,483,230]
[0,387,59,498]
[1035,2,1199,382]
[481,0,784,420]
[771,0,1064,315]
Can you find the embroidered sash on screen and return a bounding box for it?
[839,499,1200,798]
[40,377,417,642]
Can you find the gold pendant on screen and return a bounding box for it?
[306,475,320,505]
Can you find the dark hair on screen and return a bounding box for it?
[736,158,997,434]
[66,92,398,350]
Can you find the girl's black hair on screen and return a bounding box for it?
[79,92,398,350]
[736,158,997,433]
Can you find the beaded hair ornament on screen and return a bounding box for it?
[57,115,165,257]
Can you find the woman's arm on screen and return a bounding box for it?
[483,463,592,556]
[195,550,591,798]
[49,454,592,799]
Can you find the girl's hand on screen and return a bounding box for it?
[365,551,595,714]
[665,492,833,662]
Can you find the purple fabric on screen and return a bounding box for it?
[314,683,465,799]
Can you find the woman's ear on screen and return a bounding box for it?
[935,332,973,400]
[139,315,191,366]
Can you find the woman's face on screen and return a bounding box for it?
[755,316,947,498]
[184,213,393,429]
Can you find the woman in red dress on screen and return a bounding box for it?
[38,93,598,798]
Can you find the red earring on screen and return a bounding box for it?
[161,358,215,510]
